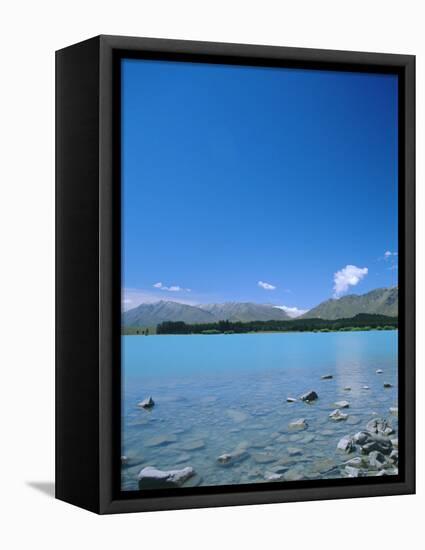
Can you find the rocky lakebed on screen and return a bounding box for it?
[121,360,399,491]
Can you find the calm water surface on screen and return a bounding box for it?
[121,331,398,490]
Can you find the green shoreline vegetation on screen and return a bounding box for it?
[122,313,397,336]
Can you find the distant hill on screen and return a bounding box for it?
[122,300,290,328]
[199,302,290,322]
[122,301,217,328]
[302,287,398,320]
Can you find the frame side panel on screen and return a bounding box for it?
[55,37,101,513]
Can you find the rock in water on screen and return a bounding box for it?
[138,396,155,409]
[376,369,383,374]
[329,409,348,421]
[217,449,249,466]
[138,466,195,489]
[345,457,364,468]
[265,472,285,482]
[337,435,354,453]
[343,386,351,391]
[288,418,308,430]
[366,418,394,436]
[389,407,398,417]
[362,386,370,390]
[145,434,177,447]
[334,400,350,409]
[321,374,333,380]
[286,397,297,403]
[345,465,363,478]
[287,447,303,457]
[368,451,387,469]
[299,390,318,402]
[353,431,372,445]
[383,382,393,388]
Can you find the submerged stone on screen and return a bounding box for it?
[287,447,303,457]
[138,466,195,489]
[145,434,177,447]
[288,418,308,430]
[284,469,304,481]
[217,449,249,466]
[252,452,276,464]
[334,400,350,409]
[180,439,205,451]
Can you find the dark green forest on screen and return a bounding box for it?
[155,313,397,335]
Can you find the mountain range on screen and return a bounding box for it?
[122,301,290,327]
[301,287,398,320]
[122,287,398,328]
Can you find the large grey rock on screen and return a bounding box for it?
[353,431,372,445]
[329,409,348,421]
[345,456,364,468]
[337,435,354,453]
[345,465,361,477]
[368,450,387,469]
[389,450,399,465]
[361,438,392,456]
[300,390,318,402]
[138,396,155,409]
[366,418,394,436]
[138,466,195,489]
[288,418,308,430]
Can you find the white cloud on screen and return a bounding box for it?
[153,282,189,292]
[384,250,398,259]
[258,280,276,290]
[274,305,308,318]
[333,265,368,298]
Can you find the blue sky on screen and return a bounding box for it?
[122,58,398,313]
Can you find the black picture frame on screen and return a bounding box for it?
[56,35,415,514]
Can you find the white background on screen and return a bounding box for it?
[0,1,422,548]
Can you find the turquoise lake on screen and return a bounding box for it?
[121,331,398,490]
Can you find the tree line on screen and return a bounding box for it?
[156,313,398,335]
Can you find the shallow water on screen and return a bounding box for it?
[121,331,398,490]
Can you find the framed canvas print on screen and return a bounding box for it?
[56,35,415,514]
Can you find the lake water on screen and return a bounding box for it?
[121,331,398,490]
